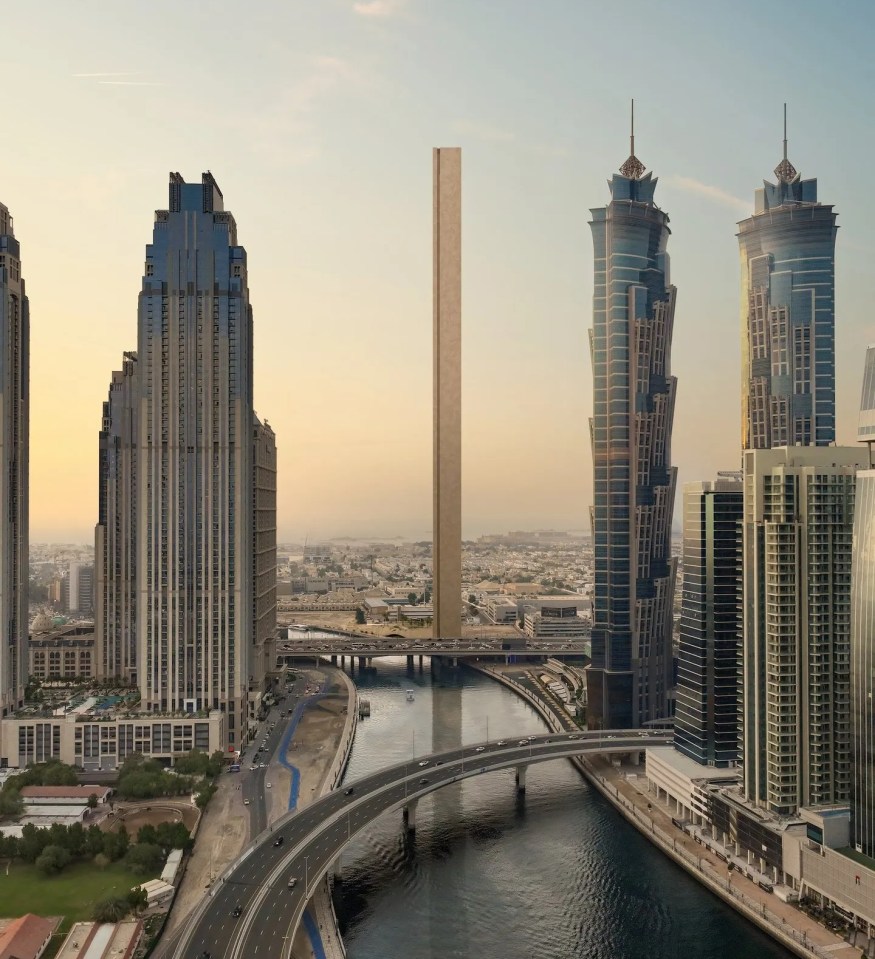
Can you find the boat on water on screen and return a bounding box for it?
[406,689,415,701]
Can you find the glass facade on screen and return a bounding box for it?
[851,345,875,856]
[738,157,837,451]
[588,155,677,728]
[0,202,29,719]
[674,478,742,767]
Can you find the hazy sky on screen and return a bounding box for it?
[5,0,875,543]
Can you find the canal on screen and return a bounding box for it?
[327,655,792,959]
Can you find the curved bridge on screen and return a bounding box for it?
[170,730,669,959]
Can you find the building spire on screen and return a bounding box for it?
[620,98,646,180]
[774,102,797,183]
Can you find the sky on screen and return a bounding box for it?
[4,0,875,543]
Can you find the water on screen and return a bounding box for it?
[330,656,791,959]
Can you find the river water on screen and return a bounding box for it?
[323,654,790,959]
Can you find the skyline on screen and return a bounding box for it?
[4,0,875,542]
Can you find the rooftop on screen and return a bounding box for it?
[0,913,57,959]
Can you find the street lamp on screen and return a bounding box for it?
[304,855,309,898]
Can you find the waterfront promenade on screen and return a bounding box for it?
[477,662,864,959]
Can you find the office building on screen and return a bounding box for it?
[742,446,866,815]
[62,562,94,616]
[95,352,138,681]
[433,147,462,639]
[851,345,875,856]
[0,202,29,718]
[674,476,743,768]
[135,172,256,746]
[588,119,677,728]
[251,417,277,688]
[738,112,838,450]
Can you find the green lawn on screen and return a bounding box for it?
[0,860,155,922]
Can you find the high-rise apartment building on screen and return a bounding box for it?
[588,128,677,728]
[95,352,138,682]
[674,477,742,767]
[63,563,94,616]
[0,203,29,718]
[252,417,277,686]
[851,345,875,856]
[742,446,866,815]
[137,172,254,746]
[738,117,838,451]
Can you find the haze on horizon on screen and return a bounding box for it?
[5,0,874,544]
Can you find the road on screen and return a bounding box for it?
[171,729,670,959]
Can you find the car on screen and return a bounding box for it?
[243,799,250,805]
[201,953,211,959]
[232,905,243,917]
[344,787,354,796]
[273,836,284,847]
[418,778,429,785]
[266,782,272,788]
[567,735,576,740]
[474,746,485,753]
[418,760,429,767]
[544,739,551,744]
[527,735,536,741]
[496,740,506,746]
[287,877,297,889]
[518,740,528,746]
[606,735,616,740]
[259,763,266,768]
[249,764,257,771]
[435,760,443,766]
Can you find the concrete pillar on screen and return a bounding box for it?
[418,655,423,669]
[515,766,527,792]
[404,798,418,832]
[332,855,342,880]
[433,146,462,642]
[358,656,366,669]
[331,655,337,665]
[630,751,640,766]
[406,655,414,669]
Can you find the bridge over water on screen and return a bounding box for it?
[171,730,668,959]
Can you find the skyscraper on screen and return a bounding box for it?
[433,147,462,640]
[588,117,677,728]
[742,445,866,815]
[134,172,262,747]
[252,417,277,686]
[0,202,29,718]
[738,109,838,451]
[674,477,742,767]
[95,352,138,682]
[851,345,875,856]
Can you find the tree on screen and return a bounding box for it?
[94,852,110,870]
[36,844,71,876]
[125,842,164,876]
[92,897,130,923]
[423,589,431,604]
[195,782,216,809]
[127,886,149,914]
[354,608,366,625]
[137,824,159,846]
[407,592,417,606]
[87,794,99,810]
[155,821,190,850]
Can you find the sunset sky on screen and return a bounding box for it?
[5,0,874,543]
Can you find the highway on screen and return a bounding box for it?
[276,637,589,660]
[170,729,670,959]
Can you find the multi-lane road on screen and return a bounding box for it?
[171,729,670,959]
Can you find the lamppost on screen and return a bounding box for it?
[304,855,309,899]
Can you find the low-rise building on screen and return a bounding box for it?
[0,709,224,770]
[520,599,589,638]
[55,920,142,959]
[483,598,517,624]
[29,623,96,681]
[0,914,57,959]
[20,785,111,805]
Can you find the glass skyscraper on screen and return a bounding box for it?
[851,345,875,856]
[588,142,677,729]
[0,202,28,719]
[738,133,838,451]
[674,477,742,767]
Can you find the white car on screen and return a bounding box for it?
[474,746,485,753]
[243,799,250,805]
[418,760,429,767]
[496,740,506,746]
[266,782,272,788]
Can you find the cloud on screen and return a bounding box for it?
[665,175,748,212]
[452,119,515,143]
[72,72,136,77]
[98,81,165,87]
[352,0,406,16]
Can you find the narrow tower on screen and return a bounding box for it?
[738,105,838,450]
[0,203,28,718]
[851,345,875,856]
[433,148,462,639]
[588,107,677,728]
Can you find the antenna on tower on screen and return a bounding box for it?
[620,98,645,180]
[783,102,788,161]
[631,99,635,158]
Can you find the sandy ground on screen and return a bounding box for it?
[163,666,353,959]
[105,800,199,835]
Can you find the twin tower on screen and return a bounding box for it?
[587,116,838,731]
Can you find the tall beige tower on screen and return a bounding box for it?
[433,148,462,639]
